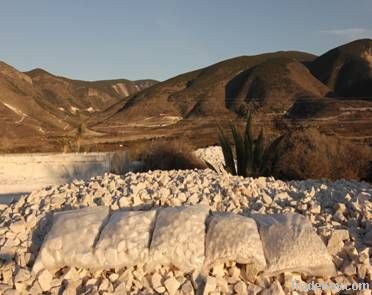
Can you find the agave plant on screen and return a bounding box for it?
[217,113,282,177]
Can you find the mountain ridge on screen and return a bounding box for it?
[1,39,372,152]
[95,50,317,127]
[0,61,157,141]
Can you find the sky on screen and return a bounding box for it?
[0,0,371,81]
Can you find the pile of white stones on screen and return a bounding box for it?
[0,169,371,294]
[194,146,225,173]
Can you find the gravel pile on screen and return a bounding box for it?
[194,146,225,173]
[0,169,371,294]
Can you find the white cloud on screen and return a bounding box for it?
[320,28,372,40]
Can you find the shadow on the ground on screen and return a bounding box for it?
[0,192,26,204]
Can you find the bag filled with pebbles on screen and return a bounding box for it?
[253,213,336,278]
[149,205,209,273]
[33,207,109,272]
[203,212,266,277]
[94,210,157,269]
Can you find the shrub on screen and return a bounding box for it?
[75,122,87,153]
[131,139,207,172]
[110,151,131,175]
[218,113,282,177]
[275,128,372,181]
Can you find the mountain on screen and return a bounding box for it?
[26,68,157,115]
[309,39,372,97]
[92,41,372,150]
[94,51,316,129]
[225,57,330,114]
[2,39,372,152]
[0,62,68,139]
[0,62,157,141]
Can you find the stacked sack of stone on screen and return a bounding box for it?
[31,205,337,294]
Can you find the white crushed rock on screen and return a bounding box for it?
[194,146,225,173]
[149,205,209,273]
[204,212,266,275]
[95,210,157,269]
[33,207,110,272]
[0,169,371,294]
[253,213,336,277]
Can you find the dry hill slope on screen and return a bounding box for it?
[0,62,157,146]
[2,39,372,152]
[0,62,71,139]
[225,57,330,114]
[309,39,372,97]
[92,41,372,150]
[94,51,316,129]
[26,68,157,115]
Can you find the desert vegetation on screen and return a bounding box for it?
[57,122,88,153]
[217,113,282,177]
[1,40,372,155]
[75,121,87,153]
[129,139,207,172]
[109,151,132,175]
[275,128,372,181]
[208,113,372,182]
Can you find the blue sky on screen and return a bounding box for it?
[1,0,371,81]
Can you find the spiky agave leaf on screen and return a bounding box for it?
[231,124,247,176]
[217,113,282,178]
[244,112,253,144]
[203,160,218,173]
[218,126,236,175]
[253,129,265,174]
[243,113,254,175]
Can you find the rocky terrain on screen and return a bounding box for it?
[0,168,371,294]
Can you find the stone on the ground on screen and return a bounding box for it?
[0,165,370,294]
[95,210,156,268]
[203,276,217,295]
[164,276,181,295]
[204,212,266,278]
[37,269,53,291]
[261,280,285,295]
[327,229,350,255]
[149,205,209,272]
[33,206,109,272]
[253,213,336,277]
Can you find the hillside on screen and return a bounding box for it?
[94,51,316,129]
[0,62,70,140]
[0,62,156,146]
[26,68,157,115]
[309,39,372,97]
[2,39,372,152]
[225,57,330,114]
[91,40,372,151]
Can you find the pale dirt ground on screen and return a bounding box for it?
[0,152,119,203]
